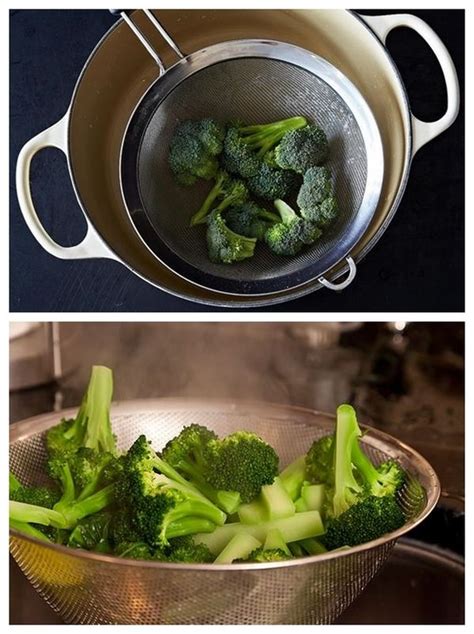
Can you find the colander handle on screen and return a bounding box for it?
[361,13,460,156]
[15,113,117,261]
[318,257,356,291]
[112,9,184,71]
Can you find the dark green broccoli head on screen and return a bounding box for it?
[162,424,218,475]
[296,167,332,220]
[206,209,257,264]
[169,119,225,186]
[225,202,280,240]
[305,435,334,484]
[275,124,329,174]
[323,495,405,550]
[167,536,214,563]
[222,117,307,179]
[247,161,300,201]
[265,199,321,256]
[303,195,338,228]
[205,431,279,503]
[10,483,60,509]
[109,508,143,546]
[244,547,291,562]
[68,447,115,492]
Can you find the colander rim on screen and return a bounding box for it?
[9,398,440,571]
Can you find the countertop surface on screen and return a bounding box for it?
[9,9,464,312]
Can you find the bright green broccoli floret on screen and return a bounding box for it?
[274,124,329,174]
[168,119,225,186]
[205,431,279,503]
[222,117,307,178]
[297,166,338,228]
[116,435,226,548]
[265,199,322,256]
[352,435,406,498]
[206,209,257,264]
[305,435,334,484]
[162,424,241,515]
[190,170,248,226]
[225,201,280,240]
[167,535,214,563]
[323,495,405,550]
[9,473,59,509]
[46,365,116,457]
[247,160,300,201]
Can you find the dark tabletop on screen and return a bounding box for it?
[9,9,464,312]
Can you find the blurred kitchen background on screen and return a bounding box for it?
[10,321,464,624]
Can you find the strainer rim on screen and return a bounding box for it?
[9,398,440,571]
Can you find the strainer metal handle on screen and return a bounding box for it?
[318,257,356,291]
[113,9,184,73]
[15,113,117,261]
[360,13,460,155]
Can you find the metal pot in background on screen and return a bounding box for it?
[9,323,61,392]
[15,10,460,307]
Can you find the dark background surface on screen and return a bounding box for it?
[9,9,464,312]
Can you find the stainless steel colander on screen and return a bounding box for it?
[9,399,439,625]
[120,12,384,295]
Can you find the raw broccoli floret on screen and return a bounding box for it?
[274,123,329,173]
[323,495,405,550]
[225,202,280,240]
[162,424,241,514]
[46,365,116,457]
[206,209,257,264]
[247,160,299,201]
[190,170,248,226]
[116,435,226,547]
[204,431,279,503]
[265,199,321,256]
[68,511,113,551]
[305,435,334,484]
[168,119,225,186]
[297,166,338,227]
[222,117,307,178]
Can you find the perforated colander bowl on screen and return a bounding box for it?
[9,399,439,624]
[121,39,384,295]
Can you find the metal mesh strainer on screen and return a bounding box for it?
[10,399,439,625]
[119,14,384,295]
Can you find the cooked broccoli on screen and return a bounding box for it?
[222,117,307,178]
[305,435,334,484]
[279,456,307,501]
[225,202,280,240]
[205,431,279,503]
[115,541,154,560]
[247,160,299,201]
[297,166,338,228]
[206,209,257,264]
[190,170,248,226]
[351,439,406,498]
[168,119,225,186]
[9,519,53,542]
[115,435,226,547]
[162,424,241,514]
[46,365,116,457]
[68,511,113,551]
[244,547,291,562]
[274,123,329,173]
[167,535,214,563]
[238,476,295,523]
[323,495,405,550]
[9,471,59,509]
[265,199,322,256]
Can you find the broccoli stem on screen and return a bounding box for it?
[214,533,261,564]
[190,172,227,226]
[240,117,307,158]
[274,199,298,225]
[10,519,52,542]
[53,463,76,513]
[299,538,327,555]
[166,517,216,539]
[10,500,67,529]
[194,510,324,555]
[81,366,116,454]
[174,460,241,514]
[60,484,116,528]
[238,498,268,525]
[279,456,307,501]
[9,472,21,494]
[288,542,306,557]
[332,404,362,517]
[264,528,291,556]
[260,477,295,520]
[301,483,325,512]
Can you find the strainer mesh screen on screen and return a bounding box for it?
[10,404,432,624]
[138,58,367,282]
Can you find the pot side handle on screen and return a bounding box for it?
[15,113,117,260]
[360,13,460,156]
[318,257,356,291]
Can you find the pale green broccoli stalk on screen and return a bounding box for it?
[190,170,248,226]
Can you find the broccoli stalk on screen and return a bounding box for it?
[214,533,262,564]
[238,477,295,523]
[265,200,321,256]
[9,500,68,529]
[9,519,52,542]
[190,171,248,227]
[279,456,307,501]
[237,117,308,158]
[351,441,406,497]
